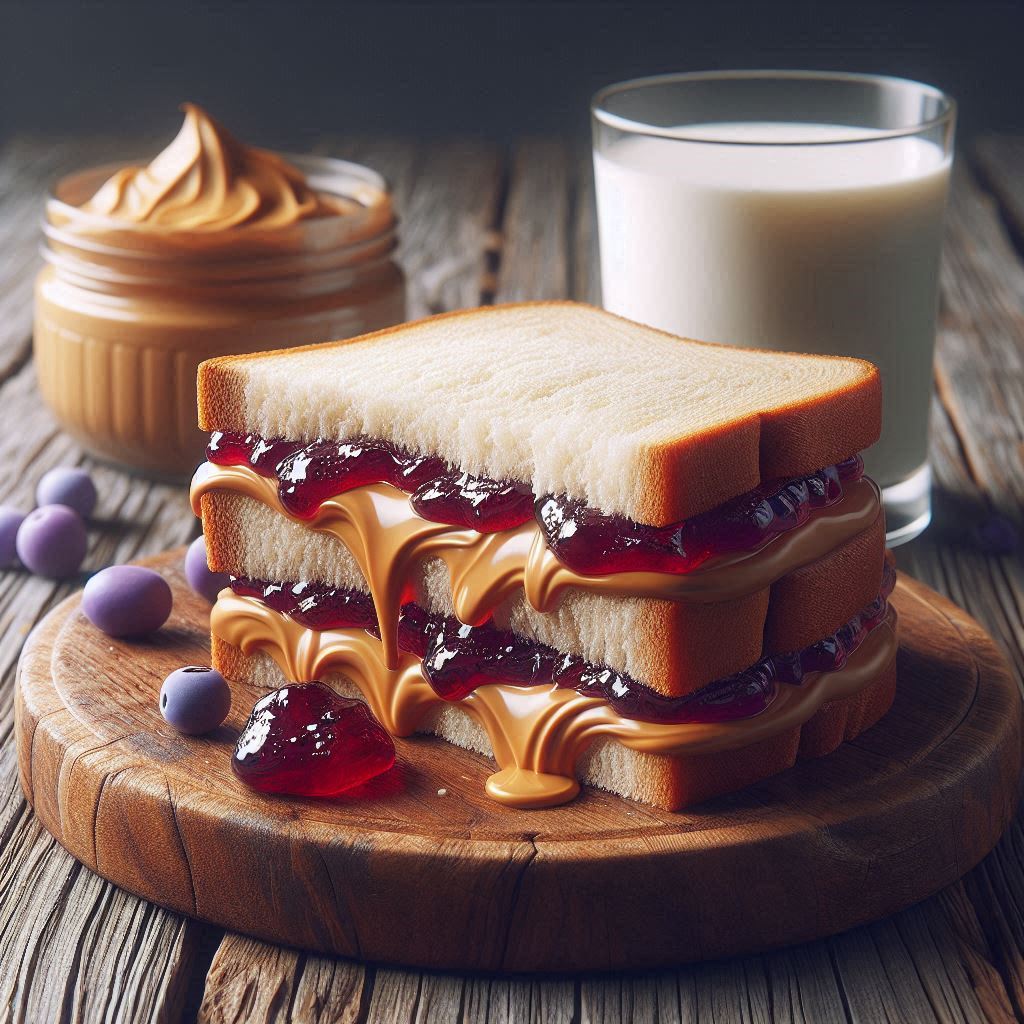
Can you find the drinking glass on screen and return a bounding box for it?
[592,71,956,545]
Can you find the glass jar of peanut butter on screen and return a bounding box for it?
[34,105,405,479]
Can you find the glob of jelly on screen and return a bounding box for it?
[232,681,395,797]
[230,556,893,727]
[207,431,303,475]
[230,576,378,632]
[208,430,864,571]
[276,437,443,520]
[409,472,535,533]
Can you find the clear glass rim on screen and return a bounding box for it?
[592,69,956,146]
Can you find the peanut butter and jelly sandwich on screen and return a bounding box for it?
[190,301,896,809]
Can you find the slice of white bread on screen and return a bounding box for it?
[197,302,881,525]
[201,490,884,696]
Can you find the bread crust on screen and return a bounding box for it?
[196,301,881,526]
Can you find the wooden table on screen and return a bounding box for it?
[0,134,1021,1023]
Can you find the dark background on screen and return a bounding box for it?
[2,0,1023,147]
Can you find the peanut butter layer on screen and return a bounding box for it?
[190,461,881,668]
[211,588,898,808]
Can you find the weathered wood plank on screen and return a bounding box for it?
[461,976,574,1024]
[572,146,600,307]
[974,136,1024,255]
[315,138,504,319]
[495,138,572,303]
[901,887,1016,1023]
[292,953,368,1024]
[198,934,367,1024]
[963,812,1024,1020]
[934,161,1024,514]
[198,935,303,1023]
[761,944,849,1023]
[363,969,423,1022]
[0,789,202,1023]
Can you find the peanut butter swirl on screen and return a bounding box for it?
[81,104,344,230]
[212,589,898,808]
[190,461,882,668]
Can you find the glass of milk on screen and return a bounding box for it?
[592,71,955,545]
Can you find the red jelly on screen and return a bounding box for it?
[415,558,892,724]
[232,681,395,797]
[230,559,894,727]
[275,437,446,520]
[230,576,378,632]
[409,471,535,533]
[207,430,865,572]
[536,457,863,576]
[207,431,303,475]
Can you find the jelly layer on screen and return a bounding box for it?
[207,430,864,574]
[192,462,881,674]
[211,581,899,808]
[230,560,894,727]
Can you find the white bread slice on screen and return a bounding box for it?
[197,302,880,525]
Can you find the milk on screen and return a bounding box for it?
[594,123,951,489]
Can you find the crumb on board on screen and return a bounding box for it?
[437,788,448,797]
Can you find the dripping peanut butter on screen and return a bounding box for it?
[192,459,896,808]
[34,105,404,477]
[212,586,897,809]
[190,461,881,668]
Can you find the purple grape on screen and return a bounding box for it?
[82,565,173,637]
[36,467,97,518]
[160,666,231,735]
[184,535,229,603]
[16,505,87,578]
[0,506,25,568]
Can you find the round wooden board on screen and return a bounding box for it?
[14,550,1023,972]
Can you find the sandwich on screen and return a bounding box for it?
[190,302,897,810]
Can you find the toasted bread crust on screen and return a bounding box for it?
[196,301,881,525]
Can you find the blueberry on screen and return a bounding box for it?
[160,666,231,735]
[16,505,87,578]
[83,565,173,637]
[184,535,229,603]
[0,506,25,568]
[36,467,97,519]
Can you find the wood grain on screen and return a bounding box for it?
[0,133,1023,1020]
[14,549,1021,973]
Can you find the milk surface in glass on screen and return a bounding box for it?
[594,122,951,490]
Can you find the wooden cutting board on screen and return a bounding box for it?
[14,549,1022,972]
